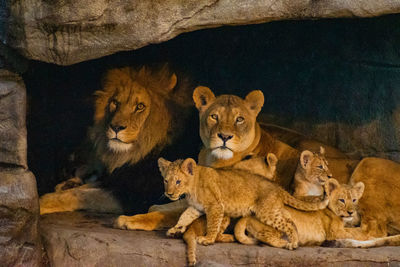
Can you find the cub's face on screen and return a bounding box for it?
[326,179,365,225]
[193,86,264,160]
[158,158,195,201]
[299,147,332,185]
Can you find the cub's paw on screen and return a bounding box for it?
[285,241,298,250]
[196,236,215,246]
[166,226,185,237]
[217,233,235,243]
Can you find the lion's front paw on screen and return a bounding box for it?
[166,226,185,237]
[196,236,215,246]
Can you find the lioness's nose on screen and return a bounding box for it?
[110,124,127,133]
[348,211,353,215]
[218,133,233,142]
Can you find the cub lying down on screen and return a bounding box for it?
[234,178,369,247]
[158,157,329,250]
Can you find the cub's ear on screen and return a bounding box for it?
[319,146,325,156]
[245,90,264,115]
[193,86,216,113]
[300,150,314,169]
[326,178,340,196]
[158,157,171,175]
[352,182,365,199]
[266,153,278,167]
[181,158,196,176]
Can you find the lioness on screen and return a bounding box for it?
[40,65,199,214]
[158,158,329,250]
[234,178,368,247]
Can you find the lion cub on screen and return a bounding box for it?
[158,157,329,250]
[235,178,367,247]
[182,154,278,266]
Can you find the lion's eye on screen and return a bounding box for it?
[236,116,244,123]
[339,199,345,203]
[176,180,181,185]
[136,103,145,111]
[210,114,218,120]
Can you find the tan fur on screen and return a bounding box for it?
[292,147,332,200]
[235,179,369,247]
[183,216,234,266]
[231,153,278,181]
[159,158,329,250]
[349,157,400,237]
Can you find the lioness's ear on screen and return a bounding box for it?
[300,150,314,169]
[158,157,171,175]
[352,182,365,199]
[266,153,278,167]
[325,178,340,196]
[193,86,216,113]
[181,158,196,176]
[245,90,264,115]
[319,146,325,156]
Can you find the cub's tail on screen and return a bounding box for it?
[324,235,400,248]
[281,189,328,211]
[234,217,259,245]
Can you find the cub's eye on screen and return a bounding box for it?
[236,116,244,123]
[136,103,145,111]
[339,199,345,203]
[210,114,218,120]
[318,165,323,169]
[176,180,181,185]
[352,199,357,203]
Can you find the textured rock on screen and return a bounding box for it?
[0,70,27,168]
[0,70,41,266]
[41,212,400,267]
[5,0,400,65]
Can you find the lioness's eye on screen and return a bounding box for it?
[176,180,181,185]
[339,199,345,203]
[136,103,145,111]
[236,116,244,123]
[210,114,218,120]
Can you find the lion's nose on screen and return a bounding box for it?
[217,133,233,142]
[110,124,127,133]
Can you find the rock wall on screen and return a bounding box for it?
[0,70,41,266]
[4,0,400,65]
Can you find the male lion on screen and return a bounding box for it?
[40,64,199,214]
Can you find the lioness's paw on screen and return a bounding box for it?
[114,215,129,229]
[196,236,215,246]
[166,226,185,237]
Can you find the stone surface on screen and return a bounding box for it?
[0,70,41,266]
[0,69,27,168]
[0,168,41,266]
[41,212,400,267]
[4,0,400,65]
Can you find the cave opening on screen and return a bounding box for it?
[24,14,400,197]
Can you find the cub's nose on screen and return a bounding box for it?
[110,124,127,133]
[217,133,233,142]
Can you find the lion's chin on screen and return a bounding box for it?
[107,139,133,153]
[211,147,234,160]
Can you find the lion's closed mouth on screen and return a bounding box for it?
[110,138,129,144]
